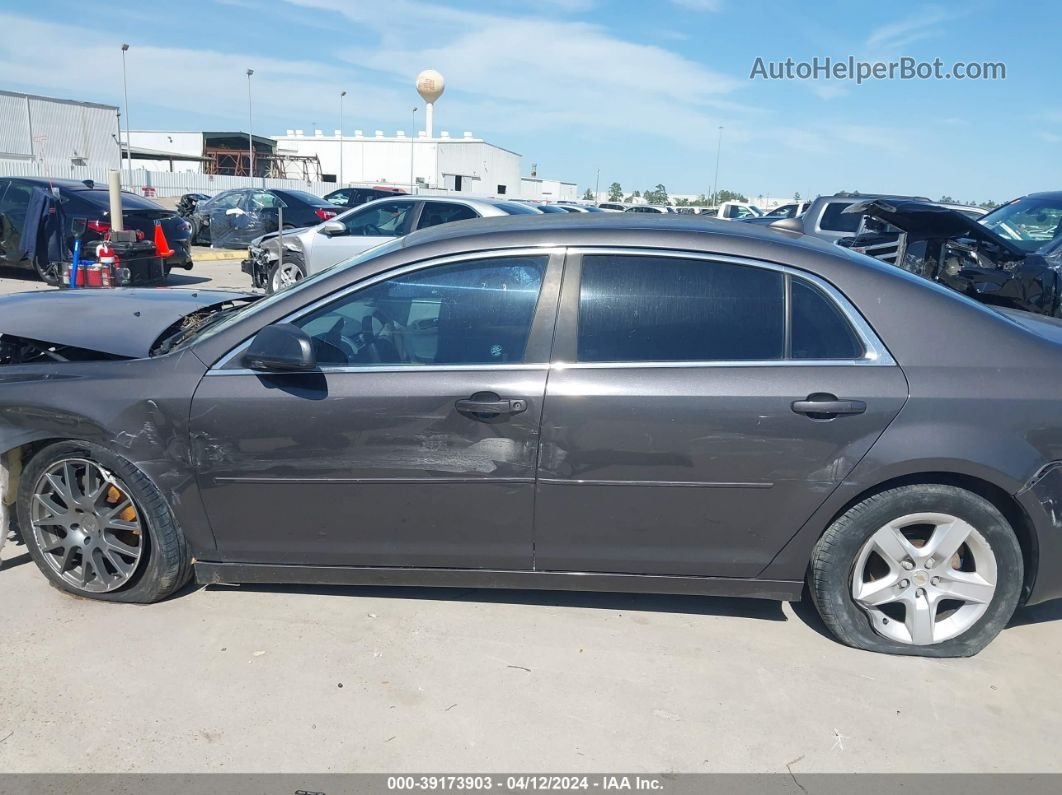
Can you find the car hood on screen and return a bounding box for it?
[845,199,1025,256]
[0,288,251,359]
[251,227,313,247]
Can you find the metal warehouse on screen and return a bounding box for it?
[0,90,121,175]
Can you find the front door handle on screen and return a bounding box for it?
[792,393,867,419]
[455,392,528,420]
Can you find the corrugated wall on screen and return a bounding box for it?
[0,92,120,171]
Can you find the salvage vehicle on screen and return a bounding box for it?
[189,188,338,249]
[244,195,542,294]
[0,177,193,283]
[769,193,930,242]
[839,194,1062,316]
[323,186,406,209]
[3,214,1062,658]
[740,201,810,225]
[176,192,210,219]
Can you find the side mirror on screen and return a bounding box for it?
[243,324,317,372]
[319,219,346,236]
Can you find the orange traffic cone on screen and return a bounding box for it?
[153,222,174,258]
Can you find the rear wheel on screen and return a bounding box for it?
[17,441,191,603]
[809,484,1023,657]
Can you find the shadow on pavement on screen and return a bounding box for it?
[0,552,31,571]
[206,582,790,621]
[164,272,214,287]
[1009,598,1062,627]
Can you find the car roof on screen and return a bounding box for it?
[7,176,109,191]
[1025,191,1062,200]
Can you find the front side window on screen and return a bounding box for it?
[341,201,414,236]
[295,256,547,366]
[327,191,350,207]
[578,255,785,362]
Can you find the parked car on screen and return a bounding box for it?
[740,201,810,224]
[625,204,675,213]
[839,194,1062,315]
[176,192,210,219]
[712,202,763,220]
[837,201,986,266]
[189,188,339,249]
[4,214,1062,658]
[769,193,930,243]
[244,195,542,293]
[0,177,193,283]
[596,202,628,212]
[554,204,606,213]
[323,186,406,209]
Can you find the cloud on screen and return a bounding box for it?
[1038,131,1062,144]
[864,6,958,54]
[668,0,723,11]
[284,0,746,148]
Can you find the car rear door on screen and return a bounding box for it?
[190,248,563,569]
[534,249,908,578]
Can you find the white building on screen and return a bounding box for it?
[0,90,120,174]
[520,176,579,202]
[274,129,523,198]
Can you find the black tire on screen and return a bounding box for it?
[34,257,61,286]
[809,484,1023,657]
[17,441,192,603]
[266,251,306,295]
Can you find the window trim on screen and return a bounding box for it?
[209,246,566,374]
[554,247,894,368]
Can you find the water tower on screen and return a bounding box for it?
[416,69,445,139]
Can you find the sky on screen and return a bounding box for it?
[1,0,1059,202]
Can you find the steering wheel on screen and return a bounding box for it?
[362,224,383,236]
[315,317,358,364]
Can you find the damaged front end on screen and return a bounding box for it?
[242,230,306,290]
[840,199,1062,316]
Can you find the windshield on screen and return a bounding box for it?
[980,196,1062,252]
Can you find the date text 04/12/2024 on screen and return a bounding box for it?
[384,776,666,791]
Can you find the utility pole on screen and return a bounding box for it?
[712,125,723,206]
[246,68,255,179]
[339,90,347,186]
[121,44,131,185]
[410,106,417,194]
[594,168,600,202]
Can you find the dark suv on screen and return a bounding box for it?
[0,177,192,283]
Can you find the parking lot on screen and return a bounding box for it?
[2,254,1062,775]
[2,539,1062,773]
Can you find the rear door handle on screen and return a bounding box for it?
[455,393,528,419]
[791,394,867,418]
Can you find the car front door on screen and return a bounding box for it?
[534,250,909,578]
[190,250,562,569]
[305,199,418,273]
[0,179,32,266]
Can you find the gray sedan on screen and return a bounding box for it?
[3,215,1061,657]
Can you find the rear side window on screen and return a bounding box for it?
[819,202,862,233]
[790,278,864,359]
[578,255,785,362]
[416,202,478,229]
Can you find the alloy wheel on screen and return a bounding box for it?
[29,459,145,593]
[851,512,998,645]
[272,262,303,291]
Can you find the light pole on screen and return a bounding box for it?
[121,44,131,185]
[339,90,347,186]
[410,106,417,194]
[712,125,723,206]
[246,69,255,179]
[594,168,600,203]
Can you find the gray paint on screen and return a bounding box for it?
[3,214,1062,604]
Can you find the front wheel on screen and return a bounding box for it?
[267,252,306,294]
[809,484,1023,657]
[17,441,191,603]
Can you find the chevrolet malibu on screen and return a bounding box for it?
[2,215,1061,658]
